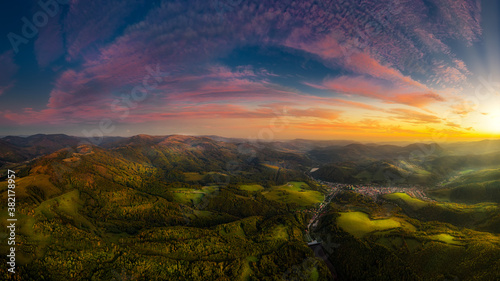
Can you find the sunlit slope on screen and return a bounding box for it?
[383,192,500,233]
[317,191,500,281]
[0,141,331,280]
[313,149,500,186]
[429,167,500,204]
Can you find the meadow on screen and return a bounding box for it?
[261,181,324,208]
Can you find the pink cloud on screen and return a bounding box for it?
[8,0,481,132]
[386,108,442,124]
[164,78,303,104]
[3,101,341,125]
[414,28,450,54]
[318,75,444,109]
[347,52,432,92]
[120,105,341,123]
[326,99,381,111]
[431,60,469,84]
[284,30,343,60]
[63,0,143,61]
[4,106,105,125]
[0,51,18,96]
[34,15,64,68]
[287,108,341,120]
[280,0,480,88]
[389,92,445,108]
[47,69,116,109]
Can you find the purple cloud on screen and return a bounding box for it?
[63,0,143,61]
[14,0,483,128]
[0,51,18,96]
[34,14,64,68]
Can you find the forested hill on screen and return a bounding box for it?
[0,134,331,280]
[1,134,500,279]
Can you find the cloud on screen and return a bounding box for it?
[0,51,18,96]
[3,101,340,125]
[346,52,431,91]
[42,0,257,113]
[445,121,462,128]
[450,101,477,116]
[34,15,64,68]
[413,28,450,54]
[46,68,121,109]
[164,77,303,104]
[387,108,442,124]
[315,75,444,109]
[291,119,430,138]
[389,92,445,108]
[63,0,144,61]
[287,108,341,120]
[284,29,343,60]
[281,0,480,88]
[430,60,469,85]
[5,0,482,137]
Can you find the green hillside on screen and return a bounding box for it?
[0,140,331,280]
[316,191,500,281]
[1,135,500,280]
[429,167,500,204]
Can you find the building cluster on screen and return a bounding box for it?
[303,179,436,233]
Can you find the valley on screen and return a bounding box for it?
[0,134,499,280]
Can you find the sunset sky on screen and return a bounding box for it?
[0,0,499,141]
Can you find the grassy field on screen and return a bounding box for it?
[383,193,429,210]
[336,211,402,238]
[173,191,204,205]
[239,184,264,192]
[170,186,218,205]
[376,233,464,251]
[327,199,500,280]
[270,224,289,240]
[429,234,464,245]
[262,182,323,208]
[241,256,258,281]
[0,174,61,202]
[0,188,99,266]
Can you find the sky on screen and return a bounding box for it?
[0,0,499,142]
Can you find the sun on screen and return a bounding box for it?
[474,97,500,135]
[487,115,500,133]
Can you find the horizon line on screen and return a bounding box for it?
[1,132,499,145]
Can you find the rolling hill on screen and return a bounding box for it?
[1,134,500,280]
[0,137,330,280]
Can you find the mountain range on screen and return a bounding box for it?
[1,134,500,280]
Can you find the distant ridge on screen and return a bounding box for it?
[1,133,498,169]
